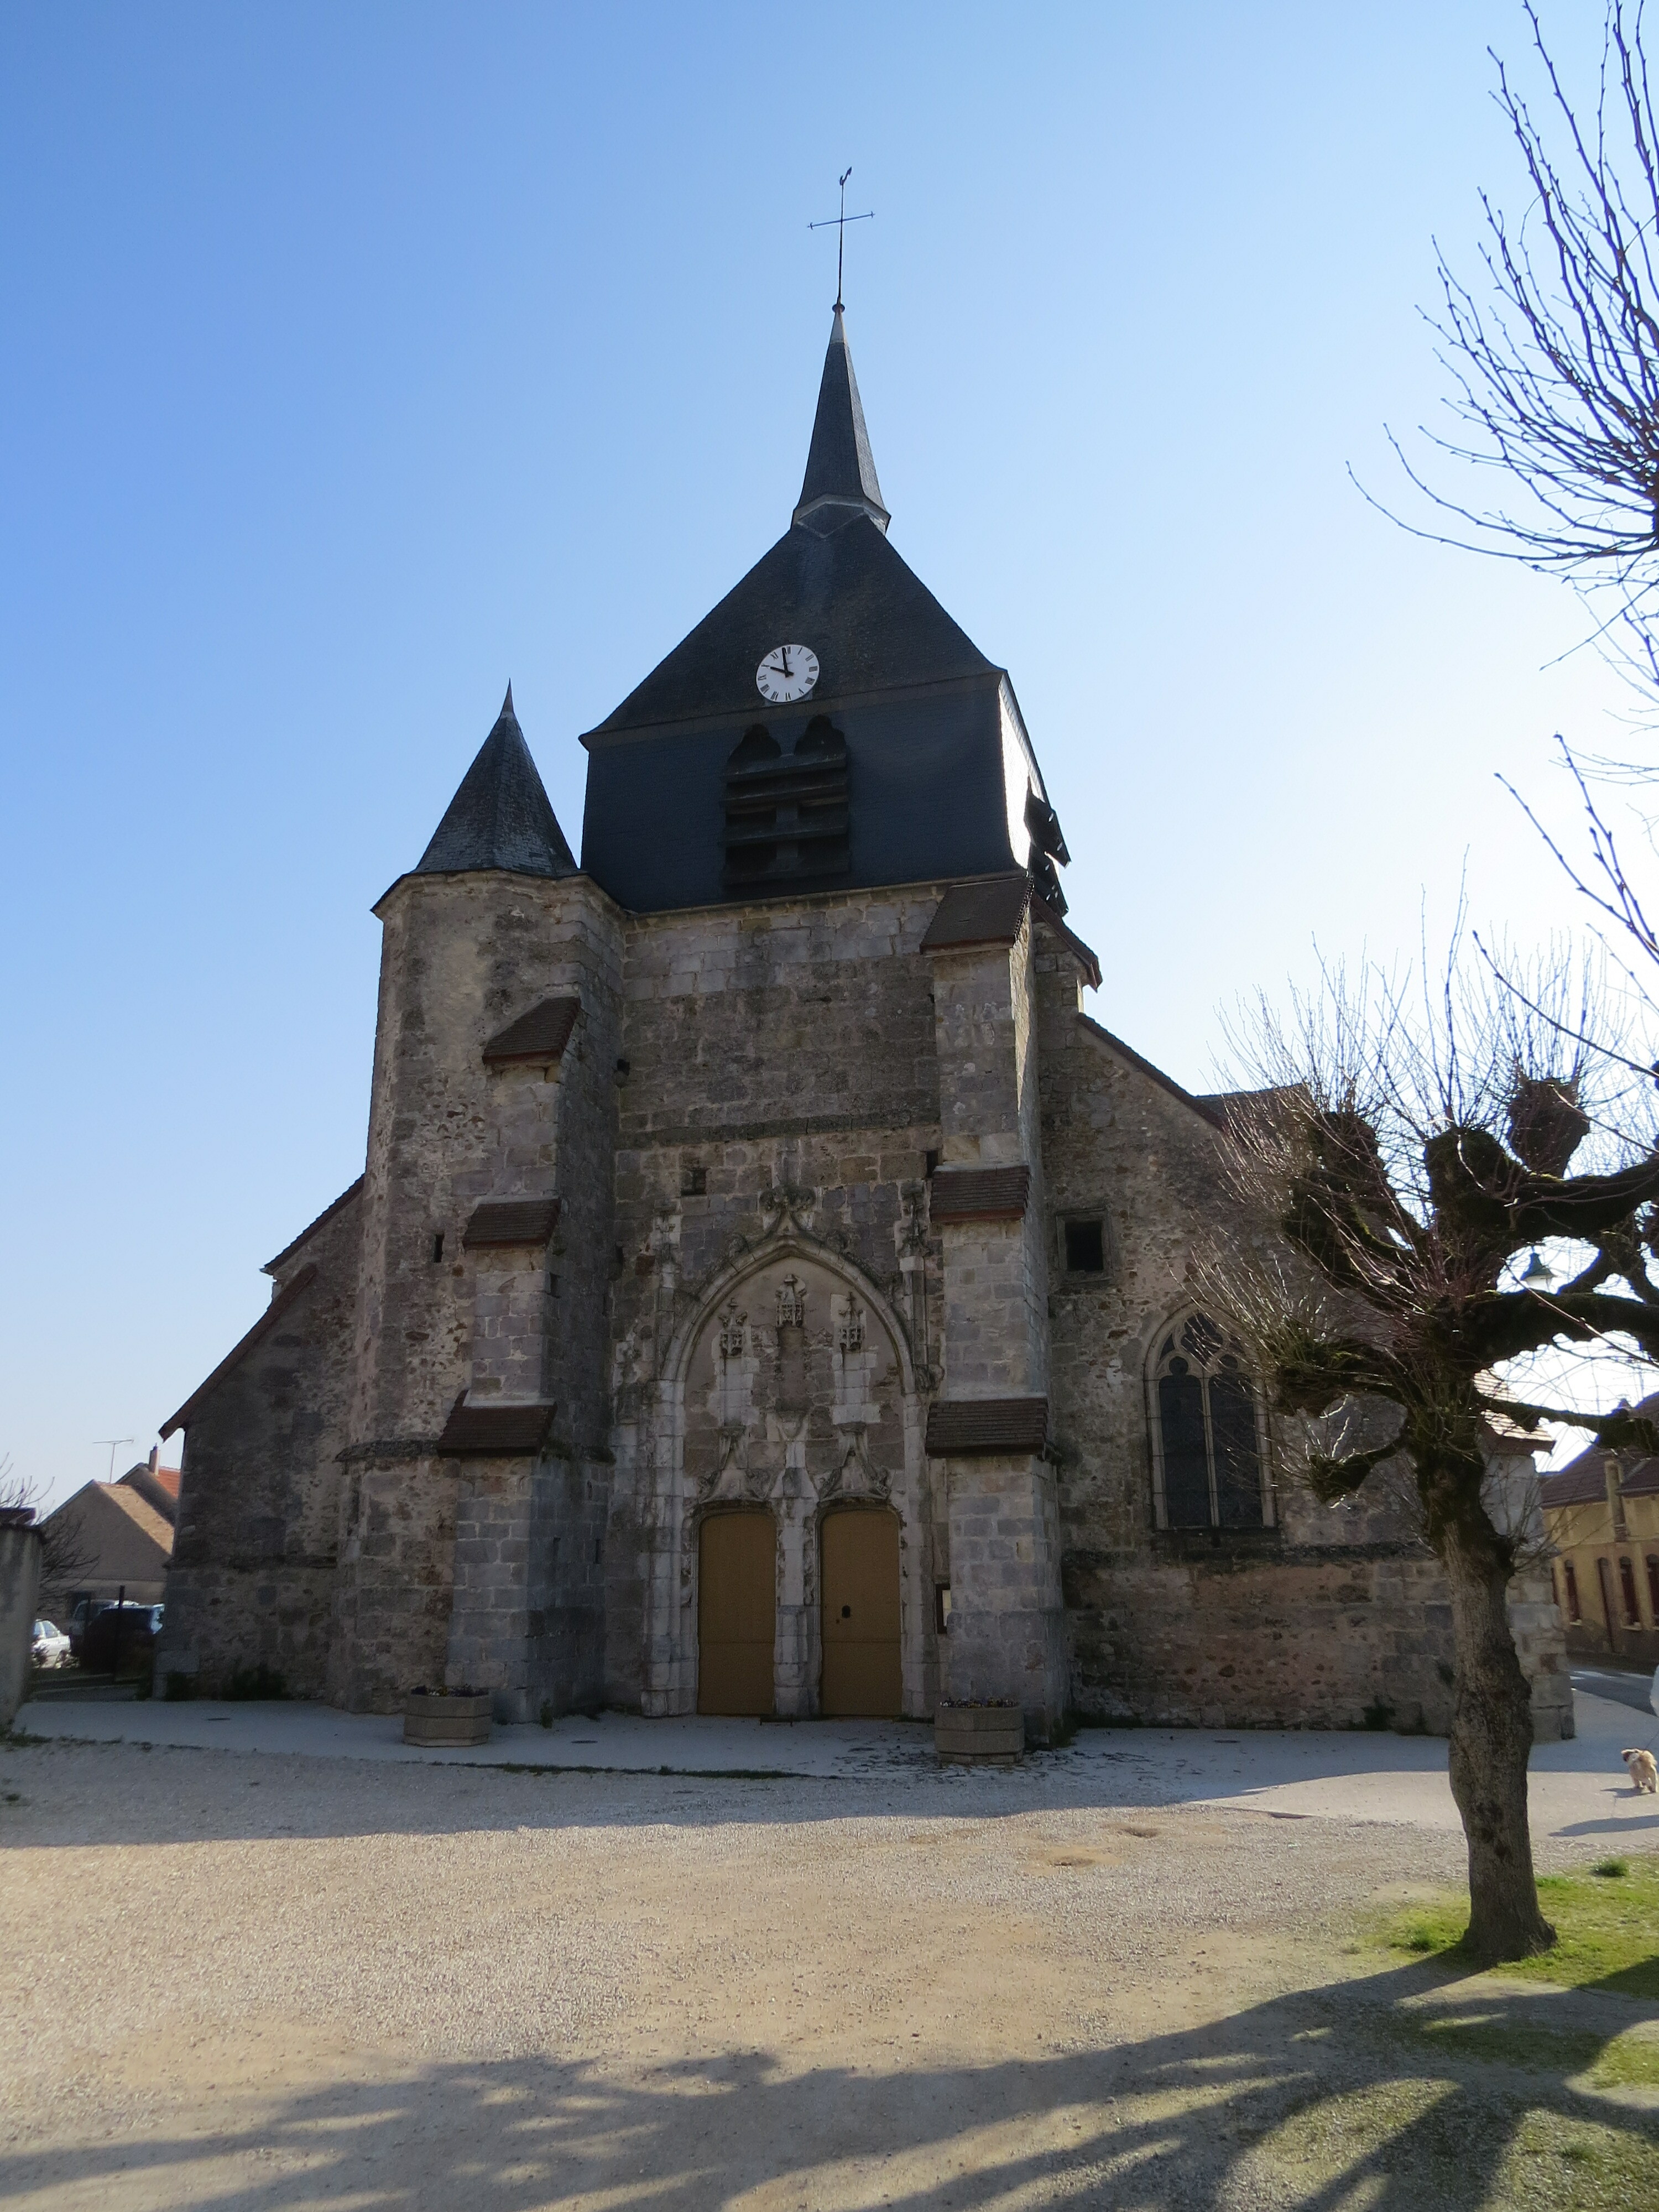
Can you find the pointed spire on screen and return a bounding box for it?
[792,307,889,537]
[416,686,577,880]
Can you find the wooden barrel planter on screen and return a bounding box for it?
[935,1699,1024,1765]
[403,1690,493,1747]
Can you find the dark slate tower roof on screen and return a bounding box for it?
[417,685,577,879]
[578,310,1063,915]
[587,519,995,737]
[794,306,889,535]
[587,313,992,740]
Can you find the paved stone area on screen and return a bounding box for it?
[15,1686,1659,1845]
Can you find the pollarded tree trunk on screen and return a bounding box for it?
[1441,1516,1555,1963]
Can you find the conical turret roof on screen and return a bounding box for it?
[416,685,577,879]
[792,307,889,535]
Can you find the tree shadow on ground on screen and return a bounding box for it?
[5,1962,1655,2210]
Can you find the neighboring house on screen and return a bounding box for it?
[1541,1396,1659,1668]
[37,1452,177,1627]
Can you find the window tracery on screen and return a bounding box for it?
[1151,1313,1269,1531]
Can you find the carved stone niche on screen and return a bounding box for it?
[683,1256,906,1508]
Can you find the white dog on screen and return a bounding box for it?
[1621,1747,1658,1794]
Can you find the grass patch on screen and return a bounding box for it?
[1399,2011,1659,2089]
[1264,2080,1657,2208]
[1496,2109,1658,2208]
[1375,1855,1659,1999]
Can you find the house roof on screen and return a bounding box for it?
[102,1484,175,1552]
[1540,1392,1659,1506]
[43,1480,174,1564]
[416,685,578,878]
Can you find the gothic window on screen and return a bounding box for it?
[1563,1558,1581,1620]
[1151,1313,1269,1531]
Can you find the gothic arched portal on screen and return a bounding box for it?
[643,1233,934,1720]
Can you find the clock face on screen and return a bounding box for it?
[756,643,820,704]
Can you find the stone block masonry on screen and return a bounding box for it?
[161,875,1571,1735]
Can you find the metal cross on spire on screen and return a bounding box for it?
[808,168,874,312]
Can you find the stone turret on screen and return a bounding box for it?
[332,688,623,1717]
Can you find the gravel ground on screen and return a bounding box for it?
[2,1738,1654,2210]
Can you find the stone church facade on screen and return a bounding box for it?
[158,312,1570,1741]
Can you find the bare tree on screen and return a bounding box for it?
[1201,944,1659,1962]
[1381,5,1659,611]
[0,1458,96,1611]
[1374,3,1659,1005]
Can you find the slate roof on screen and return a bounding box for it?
[925,1397,1051,1457]
[928,1166,1033,1224]
[263,1176,364,1277]
[482,997,581,1067]
[161,1262,320,1437]
[586,518,995,740]
[437,1399,557,1457]
[462,1198,561,1250]
[585,313,995,741]
[418,685,578,878]
[794,306,889,534]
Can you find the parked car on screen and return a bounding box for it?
[32,1620,70,1667]
[79,1603,164,1676]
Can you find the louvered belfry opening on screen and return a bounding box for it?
[721,714,849,892]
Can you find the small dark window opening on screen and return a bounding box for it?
[681,1166,707,1197]
[1563,1558,1580,1620]
[1647,1555,1659,1619]
[593,1538,604,1566]
[925,1149,940,1178]
[1619,1556,1641,1626]
[1065,1219,1105,1275]
[430,1232,445,1264]
[546,1270,560,1298]
[934,1582,953,1634]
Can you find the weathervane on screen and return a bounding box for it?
[808,167,873,312]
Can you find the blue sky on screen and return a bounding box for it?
[1,3,1640,1506]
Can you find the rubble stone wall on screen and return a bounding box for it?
[159,1186,362,1699]
[1035,947,1571,1738]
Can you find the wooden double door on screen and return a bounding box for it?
[695,1506,901,1719]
